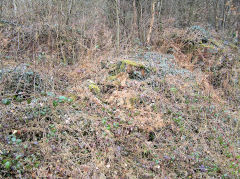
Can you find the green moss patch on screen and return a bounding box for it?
[88,80,101,94]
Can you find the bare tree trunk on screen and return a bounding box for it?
[221,0,226,30]
[205,0,210,24]
[147,0,157,44]
[0,0,3,18]
[214,0,220,31]
[66,0,74,26]
[222,0,231,31]
[236,14,240,44]
[157,0,163,32]
[12,0,17,17]
[136,0,142,41]
[188,0,195,26]
[115,0,120,55]
[132,0,138,38]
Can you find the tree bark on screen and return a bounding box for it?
[147,0,157,44]
[132,0,138,38]
[157,0,163,32]
[115,0,120,54]
[66,0,74,26]
[214,0,220,31]
[0,0,3,18]
[12,0,17,17]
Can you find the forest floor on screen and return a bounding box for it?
[0,25,240,178]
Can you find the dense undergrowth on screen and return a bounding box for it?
[0,22,240,178]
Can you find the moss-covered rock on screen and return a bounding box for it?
[1,64,44,96]
[187,25,210,43]
[209,39,224,48]
[105,72,130,88]
[121,60,145,68]
[87,80,100,95]
[208,39,238,52]
[106,75,117,81]
[109,59,151,80]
